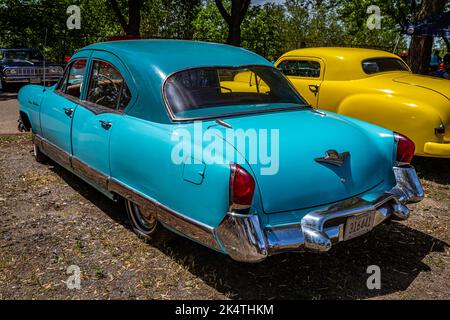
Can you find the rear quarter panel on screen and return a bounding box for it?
[109,116,231,229]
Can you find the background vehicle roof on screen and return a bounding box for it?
[278,47,409,80]
[282,47,400,60]
[0,48,36,51]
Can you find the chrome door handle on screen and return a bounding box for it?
[99,120,112,130]
[309,85,320,95]
[63,108,74,117]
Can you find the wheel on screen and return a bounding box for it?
[125,199,173,245]
[33,142,47,163]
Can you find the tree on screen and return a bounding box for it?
[110,0,143,36]
[192,0,228,43]
[407,0,448,74]
[339,0,408,51]
[215,0,251,46]
[241,3,287,61]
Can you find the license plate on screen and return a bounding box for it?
[30,78,41,84]
[344,212,375,241]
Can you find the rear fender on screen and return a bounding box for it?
[337,94,443,155]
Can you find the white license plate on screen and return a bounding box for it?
[30,78,41,84]
[344,212,375,241]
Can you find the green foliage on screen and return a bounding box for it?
[141,0,201,39]
[0,0,120,62]
[192,0,228,43]
[339,0,408,51]
[241,3,287,61]
[0,0,417,63]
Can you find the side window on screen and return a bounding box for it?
[278,60,321,78]
[58,59,87,99]
[87,60,131,110]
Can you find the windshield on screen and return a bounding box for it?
[164,66,307,120]
[362,58,410,74]
[0,49,44,62]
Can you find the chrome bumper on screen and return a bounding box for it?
[216,165,424,263]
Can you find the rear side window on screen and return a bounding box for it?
[362,58,409,74]
[58,59,87,99]
[86,60,131,110]
[277,60,321,78]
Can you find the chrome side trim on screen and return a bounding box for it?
[71,157,108,190]
[108,178,221,251]
[32,134,220,251]
[33,134,71,168]
[217,165,424,262]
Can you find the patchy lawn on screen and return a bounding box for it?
[0,134,449,300]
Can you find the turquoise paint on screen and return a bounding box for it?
[18,40,399,253]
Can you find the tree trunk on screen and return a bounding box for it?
[443,37,450,52]
[215,0,251,47]
[407,0,447,74]
[110,0,142,37]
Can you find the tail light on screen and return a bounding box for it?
[229,163,255,209]
[394,132,415,164]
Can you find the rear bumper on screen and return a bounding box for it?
[216,165,424,263]
[424,142,450,157]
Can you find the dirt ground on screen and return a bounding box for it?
[0,134,449,300]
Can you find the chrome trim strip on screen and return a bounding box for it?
[108,178,221,251]
[32,134,220,251]
[33,134,71,168]
[217,165,424,262]
[71,157,108,190]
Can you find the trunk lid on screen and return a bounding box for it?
[217,110,393,214]
[393,74,450,100]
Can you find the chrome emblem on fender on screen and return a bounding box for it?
[315,150,350,167]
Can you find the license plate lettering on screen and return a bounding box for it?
[344,212,375,241]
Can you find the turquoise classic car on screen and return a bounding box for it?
[18,40,424,263]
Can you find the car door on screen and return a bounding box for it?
[276,57,323,107]
[71,52,133,190]
[40,57,89,167]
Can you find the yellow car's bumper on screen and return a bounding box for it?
[424,142,450,157]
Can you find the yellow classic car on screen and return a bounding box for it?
[275,48,450,158]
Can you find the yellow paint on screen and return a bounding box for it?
[276,47,450,158]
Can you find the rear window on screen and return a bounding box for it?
[164,66,306,120]
[362,58,409,74]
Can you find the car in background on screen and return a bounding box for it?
[18,40,424,262]
[0,48,63,90]
[276,47,450,158]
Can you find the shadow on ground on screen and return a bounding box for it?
[47,152,448,300]
[413,157,450,185]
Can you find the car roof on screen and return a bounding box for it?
[278,47,406,80]
[76,40,273,124]
[83,39,272,76]
[282,47,400,60]
[0,48,35,51]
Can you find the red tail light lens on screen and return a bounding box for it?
[229,164,255,208]
[394,132,415,164]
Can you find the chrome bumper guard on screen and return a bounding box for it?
[216,166,424,263]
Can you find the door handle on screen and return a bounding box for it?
[64,108,74,117]
[309,85,320,96]
[99,120,112,130]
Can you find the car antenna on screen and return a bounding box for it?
[42,28,48,92]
